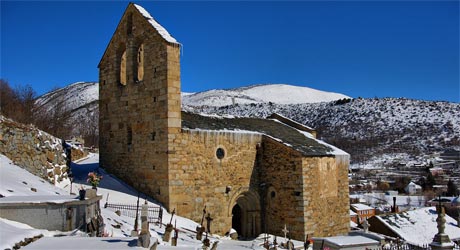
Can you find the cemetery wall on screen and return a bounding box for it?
[0,116,86,184]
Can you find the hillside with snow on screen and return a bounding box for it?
[187,98,460,167]
[34,82,99,143]
[35,82,98,114]
[182,84,350,107]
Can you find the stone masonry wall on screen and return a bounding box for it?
[169,129,262,235]
[258,137,305,239]
[0,116,86,184]
[301,155,350,237]
[99,4,181,208]
[258,138,350,240]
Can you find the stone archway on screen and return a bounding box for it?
[229,189,261,239]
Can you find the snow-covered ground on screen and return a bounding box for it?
[375,207,460,246]
[349,192,426,212]
[0,153,302,249]
[0,154,67,197]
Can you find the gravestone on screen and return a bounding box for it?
[138,201,151,248]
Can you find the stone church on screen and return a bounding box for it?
[99,3,350,240]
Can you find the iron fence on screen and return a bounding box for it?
[104,202,163,226]
[380,243,460,250]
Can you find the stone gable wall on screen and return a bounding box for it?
[99,4,181,207]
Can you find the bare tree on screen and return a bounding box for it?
[0,79,37,124]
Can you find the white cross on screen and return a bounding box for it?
[282,224,289,242]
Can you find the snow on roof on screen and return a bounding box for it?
[351,203,374,211]
[0,195,78,204]
[317,235,379,246]
[350,220,358,228]
[182,111,347,157]
[350,210,358,216]
[133,4,179,45]
[268,114,348,156]
[375,207,460,245]
[21,237,170,250]
[268,113,315,130]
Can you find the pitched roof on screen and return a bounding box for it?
[132,4,179,45]
[98,3,179,67]
[181,112,348,157]
[351,203,374,211]
[374,207,460,245]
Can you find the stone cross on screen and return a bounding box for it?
[430,200,455,250]
[282,224,289,243]
[140,201,150,233]
[361,218,370,233]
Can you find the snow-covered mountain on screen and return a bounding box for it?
[35,81,98,113]
[34,82,99,142]
[182,84,350,107]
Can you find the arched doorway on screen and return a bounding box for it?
[232,204,242,235]
[229,189,261,239]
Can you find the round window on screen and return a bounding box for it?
[216,148,225,160]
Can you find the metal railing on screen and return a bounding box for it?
[380,243,460,250]
[104,202,163,226]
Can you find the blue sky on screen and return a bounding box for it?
[1,1,459,102]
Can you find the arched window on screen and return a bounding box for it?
[120,50,127,86]
[136,44,144,81]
